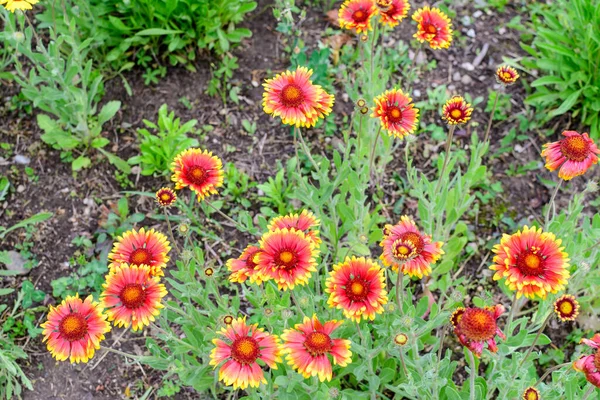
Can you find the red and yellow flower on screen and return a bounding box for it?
[171,148,224,201]
[155,187,177,207]
[338,0,378,34]
[541,131,600,181]
[100,264,168,331]
[451,305,506,357]
[280,315,352,382]
[227,245,265,284]
[490,225,570,299]
[325,257,388,322]
[379,215,444,278]
[0,0,38,12]
[41,295,110,363]
[267,210,321,246]
[378,0,410,28]
[209,317,281,390]
[496,65,520,86]
[372,88,419,139]
[573,333,600,388]
[412,7,453,49]
[442,96,473,125]
[108,227,171,277]
[263,67,334,128]
[522,387,540,400]
[554,294,580,322]
[256,228,319,290]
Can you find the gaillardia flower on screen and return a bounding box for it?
[496,65,520,86]
[379,215,444,278]
[573,333,600,388]
[372,88,419,139]
[541,131,600,181]
[108,227,171,276]
[338,0,377,34]
[268,210,321,246]
[522,387,540,400]
[41,295,110,363]
[442,96,473,125]
[394,333,408,346]
[490,226,570,299]
[209,317,281,390]
[155,187,177,207]
[378,0,410,28]
[325,257,388,322]
[554,294,580,322]
[412,7,453,49]
[281,315,352,382]
[0,0,38,12]
[223,315,234,325]
[451,305,506,357]
[256,228,319,290]
[227,245,265,284]
[171,148,224,201]
[100,264,168,331]
[262,67,334,128]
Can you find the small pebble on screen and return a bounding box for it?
[16,184,25,193]
[473,11,483,18]
[453,71,462,82]
[461,75,473,85]
[412,89,421,97]
[466,29,476,38]
[461,62,475,71]
[13,155,30,165]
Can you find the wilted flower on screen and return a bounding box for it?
[372,88,419,139]
[171,148,224,201]
[394,333,408,346]
[210,317,281,389]
[412,7,453,49]
[280,315,352,382]
[178,223,189,234]
[41,295,110,363]
[573,334,600,388]
[338,0,378,34]
[108,228,171,277]
[223,315,234,325]
[496,65,520,86]
[205,267,214,277]
[490,226,570,299]
[282,309,294,320]
[442,96,473,125]
[585,180,599,193]
[541,131,600,181]
[554,294,580,322]
[451,305,506,357]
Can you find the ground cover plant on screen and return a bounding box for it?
[1,0,600,399]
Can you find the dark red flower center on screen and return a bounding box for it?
[424,22,438,35]
[352,9,369,23]
[186,166,208,185]
[386,106,403,124]
[304,331,332,356]
[515,250,545,277]
[245,250,261,270]
[129,248,152,266]
[276,249,297,269]
[557,298,575,317]
[594,349,600,371]
[458,308,497,342]
[231,337,260,364]
[392,231,424,260]
[451,308,465,327]
[157,189,175,205]
[524,388,539,400]
[59,313,88,342]
[561,135,590,162]
[449,108,464,120]
[119,284,147,309]
[280,84,305,108]
[345,277,370,302]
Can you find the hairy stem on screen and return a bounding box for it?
[468,350,476,400]
[544,180,563,230]
[483,93,499,144]
[435,125,456,193]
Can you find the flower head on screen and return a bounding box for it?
[227,245,265,284]
[490,225,570,299]
[171,148,224,201]
[379,215,444,278]
[268,210,321,246]
[541,131,600,181]
[372,88,419,139]
[573,334,600,388]
[325,257,388,322]
[554,294,580,322]
[280,315,352,382]
[451,305,506,357]
[108,227,171,276]
[205,267,214,277]
[223,315,234,325]
[263,67,334,128]
[100,264,168,331]
[412,7,453,49]
[522,387,540,400]
[442,96,473,125]
[378,0,410,28]
[155,187,177,207]
[41,295,111,363]
[496,65,520,86]
[0,0,39,12]
[210,317,281,390]
[256,228,319,290]
[394,333,408,346]
[338,0,378,34]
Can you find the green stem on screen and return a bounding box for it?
[396,270,404,314]
[544,179,563,230]
[163,208,181,256]
[435,124,456,193]
[368,125,383,178]
[583,385,596,400]
[467,350,476,400]
[290,290,306,318]
[483,93,499,144]
[296,127,321,175]
[204,199,248,233]
[514,313,551,375]
[99,345,139,359]
[504,292,518,337]
[356,321,365,344]
[534,362,571,386]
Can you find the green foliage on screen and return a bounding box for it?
[0,333,32,400]
[128,104,199,176]
[521,0,600,137]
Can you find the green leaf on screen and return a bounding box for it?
[0,288,14,296]
[531,76,564,87]
[91,138,110,148]
[444,386,462,400]
[135,28,183,36]
[549,89,582,117]
[72,156,91,171]
[97,100,121,126]
[98,148,132,174]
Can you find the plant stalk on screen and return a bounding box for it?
[483,93,499,144]
[467,350,477,400]
[544,179,563,230]
[435,124,456,193]
[514,313,551,376]
[504,292,518,337]
[396,270,405,314]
